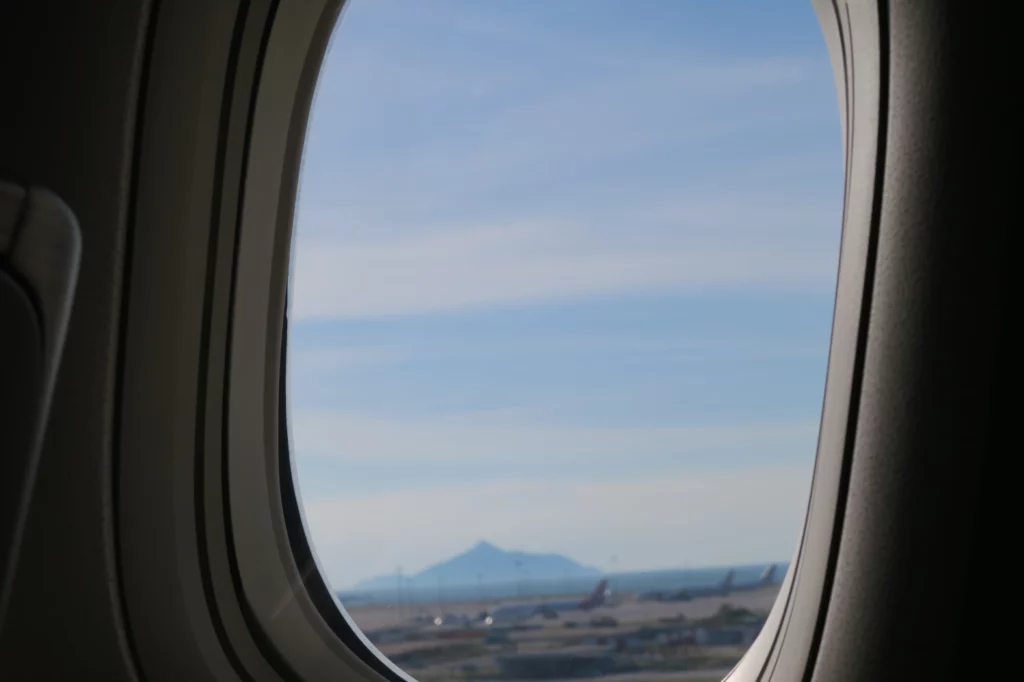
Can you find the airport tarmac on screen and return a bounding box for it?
[343,586,780,632]
[341,587,780,682]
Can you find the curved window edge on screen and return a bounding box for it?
[226,2,869,682]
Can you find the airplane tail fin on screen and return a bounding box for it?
[720,569,735,592]
[580,579,609,608]
[759,564,778,586]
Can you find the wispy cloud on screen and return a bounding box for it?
[291,408,819,465]
[287,336,827,376]
[300,53,829,221]
[289,203,838,319]
[294,11,839,321]
[301,464,813,589]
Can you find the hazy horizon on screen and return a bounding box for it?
[342,539,790,590]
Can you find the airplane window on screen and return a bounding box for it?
[288,1,841,681]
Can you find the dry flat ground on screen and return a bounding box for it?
[342,588,779,682]
[425,672,732,682]
[344,586,781,633]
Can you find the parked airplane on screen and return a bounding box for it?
[484,579,609,625]
[731,564,778,593]
[638,564,778,603]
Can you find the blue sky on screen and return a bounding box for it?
[288,0,843,589]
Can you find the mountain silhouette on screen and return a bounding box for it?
[353,541,602,590]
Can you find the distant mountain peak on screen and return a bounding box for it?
[467,539,501,554]
[351,541,601,590]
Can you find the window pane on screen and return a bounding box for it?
[289,1,842,680]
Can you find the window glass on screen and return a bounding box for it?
[289,1,841,680]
